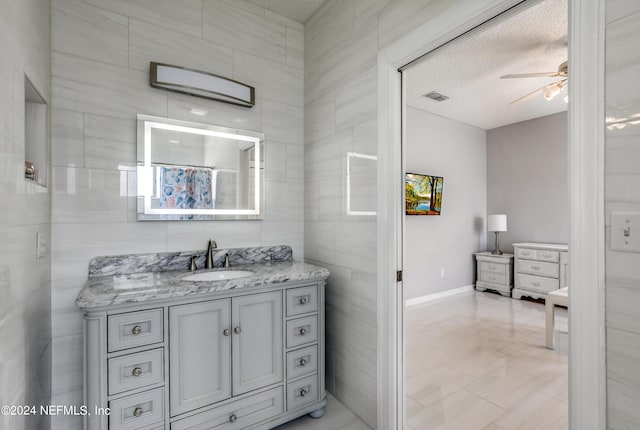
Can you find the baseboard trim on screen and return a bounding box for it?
[405,285,475,306]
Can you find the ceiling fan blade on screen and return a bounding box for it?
[501,72,561,79]
[509,86,546,105]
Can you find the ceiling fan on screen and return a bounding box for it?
[500,61,568,105]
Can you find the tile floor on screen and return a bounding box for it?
[274,290,568,430]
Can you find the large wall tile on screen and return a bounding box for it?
[52,109,84,167]
[262,100,304,145]
[286,27,304,69]
[52,0,129,67]
[607,328,640,428]
[84,114,136,169]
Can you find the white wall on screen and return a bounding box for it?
[50,1,304,428]
[404,107,487,300]
[604,2,640,427]
[0,1,52,429]
[486,112,569,253]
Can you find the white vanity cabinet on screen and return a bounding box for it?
[512,242,568,300]
[82,279,326,430]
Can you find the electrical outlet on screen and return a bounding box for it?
[611,212,640,252]
[36,232,46,259]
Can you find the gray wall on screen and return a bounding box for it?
[304,1,473,427]
[604,2,640,428]
[50,1,304,428]
[486,112,569,253]
[405,107,487,300]
[0,0,52,429]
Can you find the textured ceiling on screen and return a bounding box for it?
[405,0,568,130]
[248,0,326,23]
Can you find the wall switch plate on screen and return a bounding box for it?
[611,212,640,252]
[36,231,46,259]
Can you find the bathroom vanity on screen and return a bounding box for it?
[76,246,329,430]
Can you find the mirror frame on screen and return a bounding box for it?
[136,114,264,220]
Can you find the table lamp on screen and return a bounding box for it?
[488,214,507,255]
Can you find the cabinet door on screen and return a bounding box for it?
[170,299,231,416]
[232,291,283,395]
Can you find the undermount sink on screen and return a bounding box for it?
[182,270,255,282]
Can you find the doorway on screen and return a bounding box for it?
[375,0,605,429]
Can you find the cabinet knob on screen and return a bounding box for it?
[299,297,308,305]
[299,357,307,366]
[132,367,142,377]
[229,414,237,423]
[532,265,540,270]
[299,327,308,336]
[223,329,231,336]
[131,325,142,335]
[299,387,309,397]
[133,407,143,418]
[532,282,541,287]
[234,327,242,335]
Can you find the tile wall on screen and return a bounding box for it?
[303,1,469,427]
[0,0,52,429]
[605,1,640,428]
[50,1,304,428]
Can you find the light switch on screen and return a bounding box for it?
[611,212,640,252]
[36,231,46,259]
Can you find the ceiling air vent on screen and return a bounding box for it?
[423,91,449,102]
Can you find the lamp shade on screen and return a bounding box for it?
[488,214,507,232]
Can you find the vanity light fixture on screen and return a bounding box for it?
[150,62,255,107]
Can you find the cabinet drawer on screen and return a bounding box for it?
[286,286,318,317]
[517,273,559,293]
[108,309,164,352]
[287,345,318,381]
[479,271,506,285]
[108,348,164,395]
[516,259,559,278]
[109,387,164,430]
[515,247,537,260]
[286,315,318,349]
[478,262,506,276]
[170,386,283,430]
[537,250,559,262]
[287,374,319,411]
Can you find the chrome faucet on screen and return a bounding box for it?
[205,239,217,269]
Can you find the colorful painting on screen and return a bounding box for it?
[405,173,444,215]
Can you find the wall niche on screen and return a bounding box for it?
[24,75,48,187]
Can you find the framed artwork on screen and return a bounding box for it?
[405,173,444,215]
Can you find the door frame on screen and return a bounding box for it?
[376,0,606,429]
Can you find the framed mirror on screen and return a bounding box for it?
[136,114,264,220]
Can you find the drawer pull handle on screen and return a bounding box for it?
[543,253,551,257]
[522,251,530,255]
[299,297,308,305]
[234,327,242,335]
[489,265,496,270]
[531,265,540,270]
[299,357,308,366]
[532,282,541,287]
[223,329,231,336]
[131,325,142,335]
[132,367,142,377]
[490,276,496,281]
[229,414,237,423]
[299,387,309,397]
[299,327,308,336]
[133,407,143,418]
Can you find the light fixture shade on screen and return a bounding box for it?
[488,214,507,232]
[150,62,255,107]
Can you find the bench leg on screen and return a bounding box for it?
[546,300,556,349]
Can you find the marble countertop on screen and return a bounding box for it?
[76,260,330,310]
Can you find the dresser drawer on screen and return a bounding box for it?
[515,247,537,260]
[287,345,318,381]
[479,262,507,276]
[170,386,283,430]
[286,315,318,349]
[108,309,164,352]
[109,387,164,430]
[108,348,164,395]
[479,271,506,285]
[287,374,319,411]
[536,250,559,262]
[516,259,559,278]
[286,286,318,317]
[517,273,559,293]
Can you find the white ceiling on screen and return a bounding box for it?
[249,0,326,23]
[405,0,568,130]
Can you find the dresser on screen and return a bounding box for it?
[474,252,514,297]
[512,242,568,300]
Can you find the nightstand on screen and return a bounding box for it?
[474,252,514,297]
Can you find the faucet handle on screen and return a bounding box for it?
[224,252,231,268]
[189,256,197,271]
